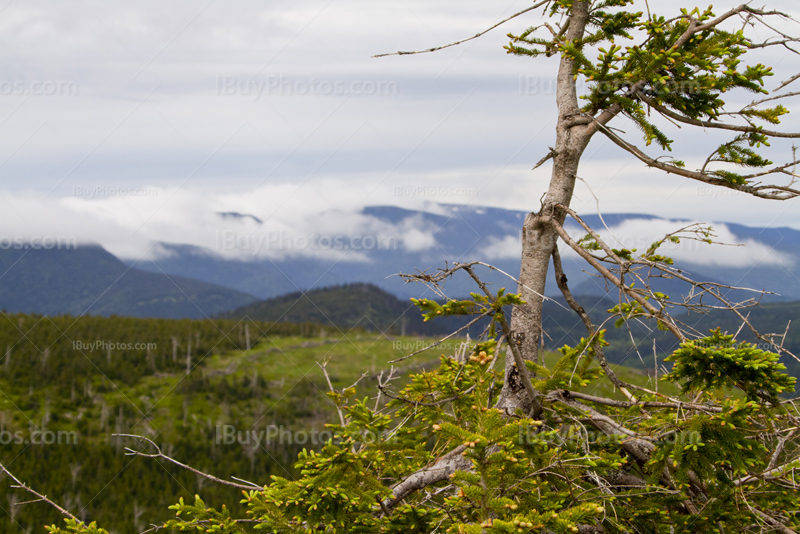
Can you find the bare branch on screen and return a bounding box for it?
[560,390,722,413]
[777,72,800,92]
[114,434,257,491]
[382,445,471,509]
[553,206,799,364]
[395,261,558,304]
[542,211,686,342]
[373,1,550,58]
[318,360,348,428]
[552,246,636,402]
[533,147,558,170]
[0,461,79,521]
[379,383,478,408]
[745,91,800,109]
[389,309,493,363]
[545,390,655,464]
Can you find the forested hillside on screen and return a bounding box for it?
[0,310,686,532]
[0,314,329,532]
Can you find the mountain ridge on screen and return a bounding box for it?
[0,245,257,319]
[128,205,800,301]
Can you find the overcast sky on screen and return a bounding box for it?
[1,0,799,261]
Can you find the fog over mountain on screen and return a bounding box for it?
[123,204,800,303]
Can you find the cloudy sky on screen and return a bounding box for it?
[1,0,800,261]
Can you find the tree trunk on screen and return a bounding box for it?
[500,0,594,413]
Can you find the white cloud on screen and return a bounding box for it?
[480,235,521,260]
[559,218,794,268]
[476,216,795,268]
[0,180,445,261]
[0,0,799,258]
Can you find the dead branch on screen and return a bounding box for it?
[0,461,79,521]
[382,445,471,509]
[373,1,551,58]
[552,246,636,402]
[556,206,799,363]
[541,214,686,342]
[394,260,557,305]
[379,383,478,408]
[318,360,348,428]
[389,309,493,363]
[560,390,722,413]
[533,147,559,170]
[114,434,258,491]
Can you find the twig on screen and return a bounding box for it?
[0,461,79,521]
[373,1,550,58]
[389,309,493,363]
[533,147,558,170]
[318,360,348,428]
[379,384,478,408]
[114,434,257,491]
[552,246,636,402]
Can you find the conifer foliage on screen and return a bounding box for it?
[17,0,800,532]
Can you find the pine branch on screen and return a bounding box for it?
[594,118,800,200]
[635,90,800,138]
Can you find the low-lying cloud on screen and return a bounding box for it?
[0,184,444,262]
[478,217,794,268]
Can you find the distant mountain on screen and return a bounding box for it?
[219,283,461,336]
[128,205,800,302]
[0,245,257,318]
[6,204,798,323]
[217,211,263,224]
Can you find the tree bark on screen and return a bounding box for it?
[500,0,594,412]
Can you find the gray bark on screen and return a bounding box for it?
[383,445,471,508]
[501,0,594,412]
[385,0,624,509]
